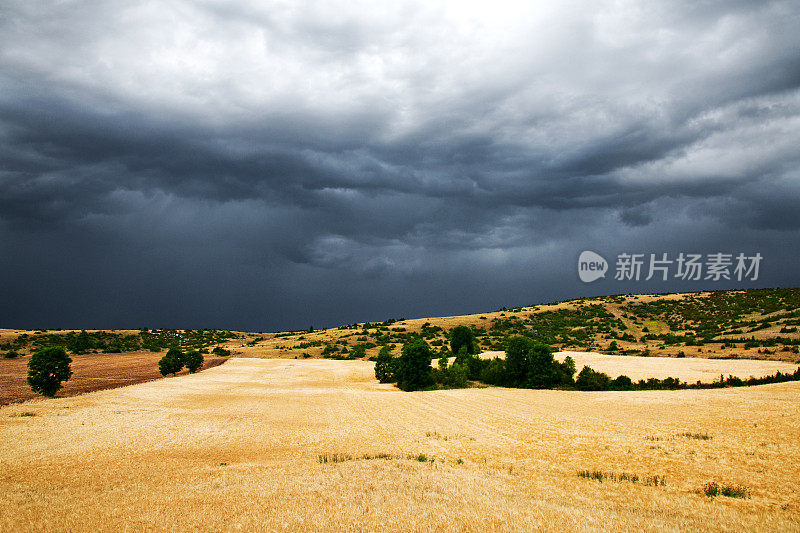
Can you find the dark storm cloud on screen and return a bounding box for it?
[1,0,799,330]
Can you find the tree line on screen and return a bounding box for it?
[375,326,800,392]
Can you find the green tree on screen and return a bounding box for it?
[450,326,477,356]
[72,330,92,354]
[575,366,612,391]
[27,346,72,397]
[525,342,560,389]
[504,336,532,387]
[441,362,468,388]
[374,346,396,383]
[158,347,184,376]
[559,355,577,385]
[479,357,506,385]
[183,350,203,373]
[611,374,634,390]
[396,338,434,391]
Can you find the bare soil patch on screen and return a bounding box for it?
[0,351,227,405]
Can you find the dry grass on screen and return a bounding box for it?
[476,350,798,382]
[1,358,798,531]
[554,351,798,382]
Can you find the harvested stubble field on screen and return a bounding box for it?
[553,351,799,382]
[0,351,228,405]
[2,358,799,531]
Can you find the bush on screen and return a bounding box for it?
[158,347,184,376]
[3,349,19,359]
[611,375,634,390]
[703,482,750,499]
[503,337,572,388]
[349,344,367,359]
[27,346,72,397]
[575,366,612,391]
[374,346,397,383]
[526,343,562,389]
[212,346,230,356]
[559,356,576,385]
[183,350,203,373]
[396,339,434,391]
[441,362,468,388]
[479,358,506,385]
[449,326,477,356]
[504,336,532,387]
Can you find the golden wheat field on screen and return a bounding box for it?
[2,357,799,532]
[557,352,798,382]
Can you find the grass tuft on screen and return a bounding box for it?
[318,452,439,464]
[578,470,665,486]
[679,432,712,440]
[703,482,750,499]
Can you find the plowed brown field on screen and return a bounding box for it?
[0,351,228,405]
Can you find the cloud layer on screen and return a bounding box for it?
[1,0,799,330]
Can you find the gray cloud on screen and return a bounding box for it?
[0,0,799,330]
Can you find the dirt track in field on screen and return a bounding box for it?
[1,358,799,532]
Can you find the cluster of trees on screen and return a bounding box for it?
[158,347,204,376]
[373,325,800,393]
[374,327,576,391]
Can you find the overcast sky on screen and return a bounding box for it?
[1,0,799,331]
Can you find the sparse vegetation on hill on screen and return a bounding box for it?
[0,328,238,357]
[248,288,800,363]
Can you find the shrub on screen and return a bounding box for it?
[211,346,230,356]
[479,357,506,385]
[611,375,634,390]
[502,337,570,388]
[703,482,750,499]
[462,352,489,380]
[575,366,612,391]
[374,346,397,383]
[158,347,184,376]
[349,344,367,359]
[559,356,576,385]
[526,343,565,389]
[504,336,532,387]
[396,339,434,391]
[440,362,469,388]
[3,349,19,359]
[449,326,477,356]
[183,350,203,373]
[27,346,72,397]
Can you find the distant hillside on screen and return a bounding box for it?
[2,288,799,363]
[230,288,800,362]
